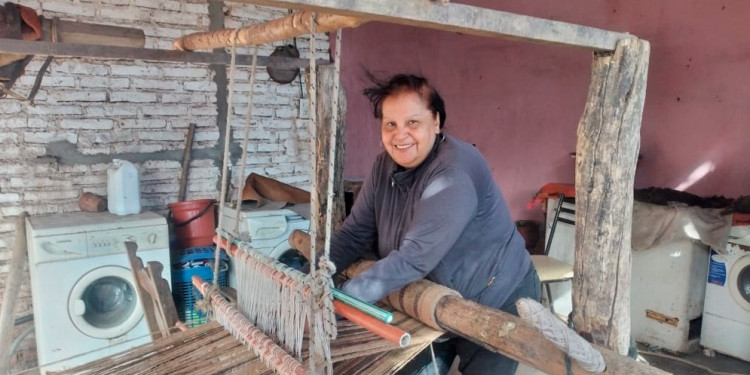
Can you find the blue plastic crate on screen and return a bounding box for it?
[171,247,228,327]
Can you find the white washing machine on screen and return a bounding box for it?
[701,224,750,362]
[631,240,709,353]
[220,203,310,288]
[26,211,171,374]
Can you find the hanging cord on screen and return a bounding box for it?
[429,343,440,375]
[307,12,321,373]
[212,28,242,288]
[311,24,343,375]
[232,45,259,236]
[317,26,343,332]
[307,12,318,282]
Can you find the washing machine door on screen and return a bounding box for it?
[68,266,143,339]
[270,241,308,271]
[729,254,750,313]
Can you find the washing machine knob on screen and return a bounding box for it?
[72,299,86,316]
[148,233,157,244]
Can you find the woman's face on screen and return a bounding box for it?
[380,90,440,169]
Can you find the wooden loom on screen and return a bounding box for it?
[177,0,657,372]
[180,8,428,374]
[3,0,656,373]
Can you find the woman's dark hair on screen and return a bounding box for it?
[363,74,446,129]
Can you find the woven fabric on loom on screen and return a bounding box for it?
[50,311,443,375]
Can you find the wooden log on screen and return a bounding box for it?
[0,212,29,375]
[289,228,315,261]
[227,0,629,51]
[173,11,366,51]
[573,38,650,354]
[437,296,666,375]
[78,192,107,212]
[125,241,183,339]
[178,124,196,202]
[45,18,145,48]
[313,64,347,248]
[296,232,667,375]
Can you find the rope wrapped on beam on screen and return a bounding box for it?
[173,11,366,51]
[516,298,605,373]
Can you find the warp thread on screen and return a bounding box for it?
[236,243,310,357]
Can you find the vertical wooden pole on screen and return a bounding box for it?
[313,65,347,244]
[0,213,29,375]
[573,38,650,354]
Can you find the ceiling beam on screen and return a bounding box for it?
[0,39,327,68]
[223,0,630,51]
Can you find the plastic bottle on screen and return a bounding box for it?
[107,159,141,215]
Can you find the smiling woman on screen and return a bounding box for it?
[315,73,541,375]
[364,75,444,169]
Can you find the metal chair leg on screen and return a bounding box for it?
[545,283,555,315]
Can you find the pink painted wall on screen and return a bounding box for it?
[339,0,750,221]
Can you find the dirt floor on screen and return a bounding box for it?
[511,346,750,375]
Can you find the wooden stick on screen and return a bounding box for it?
[225,0,628,51]
[0,39,328,69]
[173,11,367,51]
[178,124,196,202]
[0,212,29,375]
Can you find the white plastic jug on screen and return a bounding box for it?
[107,159,141,215]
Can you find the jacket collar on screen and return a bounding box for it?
[390,133,444,189]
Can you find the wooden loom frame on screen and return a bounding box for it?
[226,0,647,357]
[0,0,649,374]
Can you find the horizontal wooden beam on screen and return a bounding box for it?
[51,19,145,48]
[223,0,631,51]
[0,39,327,68]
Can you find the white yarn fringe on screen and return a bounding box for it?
[236,244,309,357]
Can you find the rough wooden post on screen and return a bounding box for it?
[573,38,650,354]
[313,65,347,244]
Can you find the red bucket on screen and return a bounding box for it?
[169,199,216,249]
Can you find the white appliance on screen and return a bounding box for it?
[220,203,311,288]
[700,224,750,361]
[545,198,712,354]
[543,197,576,317]
[630,240,709,353]
[26,211,171,374]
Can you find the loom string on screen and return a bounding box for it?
[197,28,243,318]
[232,44,259,237]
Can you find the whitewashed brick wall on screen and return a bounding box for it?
[0,0,328,371]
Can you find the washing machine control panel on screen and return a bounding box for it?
[87,226,169,255]
[30,233,89,265]
[31,226,168,265]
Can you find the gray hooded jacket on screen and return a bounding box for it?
[330,134,531,308]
